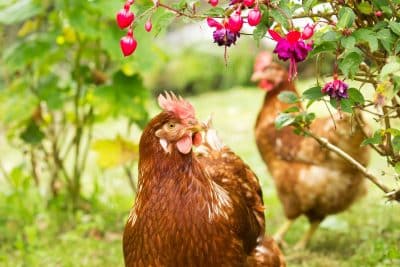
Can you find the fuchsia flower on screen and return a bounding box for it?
[268,29,313,80]
[322,76,349,100]
[207,17,240,47]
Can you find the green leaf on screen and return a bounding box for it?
[321,31,341,42]
[389,21,400,36]
[329,98,352,113]
[357,2,373,14]
[302,86,324,101]
[2,34,53,72]
[253,8,270,44]
[153,12,176,36]
[275,113,295,129]
[283,106,300,113]
[204,7,225,17]
[270,8,290,30]
[278,91,299,104]
[348,88,365,104]
[377,28,395,53]
[341,36,356,49]
[380,62,400,79]
[361,131,383,146]
[337,7,355,29]
[308,41,336,57]
[36,75,65,110]
[92,135,138,168]
[92,72,149,127]
[395,163,400,174]
[0,0,41,25]
[353,29,378,52]
[253,24,267,44]
[393,136,400,152]
[339,52,362,78]
[20,120,44,145]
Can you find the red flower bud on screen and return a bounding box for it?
[208,0,218,7]
[116,9,135,29]
[227,13,243,33]
[243,0,255,7]
[248,7,262,26]
[120,30,137,56]
[375,11,383,17]
[145,20,152,32]
[301,23,315,40]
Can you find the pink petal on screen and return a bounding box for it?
[287,31,301,44]
[268,29,282,41]
[207,17,223,29]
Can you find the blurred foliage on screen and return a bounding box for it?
[0,0,183,208]
[149,42,255,95]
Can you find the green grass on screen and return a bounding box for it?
[1,87,399,266]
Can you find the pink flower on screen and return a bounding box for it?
[302,24,315,40]
[322,77,349,100]
[268,29,313,80]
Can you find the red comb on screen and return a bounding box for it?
[254,51,272,72]
[157,91,196,123]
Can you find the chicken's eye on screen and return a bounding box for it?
[167,122,176,129]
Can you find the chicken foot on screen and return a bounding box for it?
[273,219,294,247]
[293,220,321,250]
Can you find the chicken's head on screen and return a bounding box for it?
[155,92,203,154]
[251,51,288,91]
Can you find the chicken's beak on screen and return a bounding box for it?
[187,122,204,133]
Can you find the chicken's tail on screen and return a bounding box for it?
[248,237,286,267]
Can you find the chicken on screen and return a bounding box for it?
[252,52,370,249]
[123,92,285,267]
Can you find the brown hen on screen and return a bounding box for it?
[123,92,285,266]
[252,52,370,249]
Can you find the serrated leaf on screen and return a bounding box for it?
[204,7,225,17]
[353,29,378,52]
[253,24,267,43]
[339,52,362,78]
[348,88,365,104]
[278,91,299,104]
[308,41,336,57]
[389,21,400,36]
[302,86,324,101]
[337,7,355,29]
[275,113,295,129]
[92,135,138,168]
[270,9,290,30]
[341,36,356,49]
[377,28,395,53]
[361,131,383,146]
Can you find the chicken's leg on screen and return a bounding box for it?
[293,220,321,250]
[273,219,294,246]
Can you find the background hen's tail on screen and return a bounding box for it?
[248,237,286,267]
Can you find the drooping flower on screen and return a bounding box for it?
[322,77,349,100]
[268,29,313,80]
[301,23,315,40]
[207,17,240,47]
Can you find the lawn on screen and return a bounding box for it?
[1,87,399,267]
